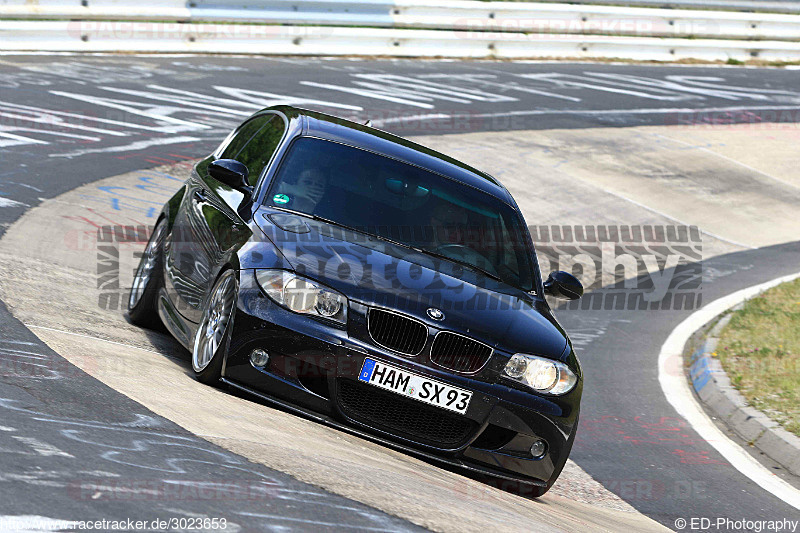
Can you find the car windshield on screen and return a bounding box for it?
[265,136,536,291]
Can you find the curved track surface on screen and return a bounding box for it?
[1,55,799,531]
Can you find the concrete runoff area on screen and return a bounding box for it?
[2,123,799,530]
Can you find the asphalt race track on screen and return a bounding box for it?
[1,55,799,531]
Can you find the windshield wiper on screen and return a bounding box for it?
[308,213,369,238]
[270,207,368,238]
[281,209,420,252]
[307,214,427,253]
[271,207,507,285]
[414,247,504,283]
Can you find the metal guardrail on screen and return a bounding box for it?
[393,1,800,40]
[539,0,800,15]
[1,0,799,60]
[2,20,799,61]
[2,0,800,40]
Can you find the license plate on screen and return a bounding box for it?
[357,358,472,415]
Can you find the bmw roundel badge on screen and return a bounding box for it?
[427,308,444,320]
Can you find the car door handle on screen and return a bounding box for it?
[193,189,207,202]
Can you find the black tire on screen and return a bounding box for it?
[191,269,238,385]
[127,218,167,330]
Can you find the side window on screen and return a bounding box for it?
[219,114,285,187]
[237,118,285,187]
[220,115,284,186]
[219,116,268,161]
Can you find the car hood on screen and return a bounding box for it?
[253,210,568,359]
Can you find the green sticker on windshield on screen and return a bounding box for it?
[273,193,290,205]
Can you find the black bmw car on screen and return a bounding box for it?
[128,105,584,497]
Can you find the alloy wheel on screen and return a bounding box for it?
[192,271,236,372]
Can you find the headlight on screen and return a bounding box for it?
[503,354,577,395]
[255,270,347,324]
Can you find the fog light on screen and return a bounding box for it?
[250,348,270,368]
[530,439,547,458]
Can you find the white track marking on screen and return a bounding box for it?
[0,100,192,133]
[354,74,519,103]
[102,84,362,117]
[0,110,127,137]
[420,73,583,102]
[304,74,524,109]
[11,436,74,458]
[99,85,257,116]
[658,272,800,511]
[49,136,201,158]
[212,85,363,111]
[49,90,212,132]
[0,197,26,208]
[0,127,103,148]
[492,82,582,102]
[664,75,800,100]
[581,72,799,101]
[1,126,99,142]
[299,81,435,109]
[0,131,48,148]
[366,112,453,127]
[519,73,696,101]
[7,182,43,192]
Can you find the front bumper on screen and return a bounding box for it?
[222,273,582,487]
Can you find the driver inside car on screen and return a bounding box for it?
[276,168,328,213]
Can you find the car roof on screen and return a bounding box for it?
[266,105,516,206]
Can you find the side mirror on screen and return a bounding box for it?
[209,159,250,194]
[544,271,583,300]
